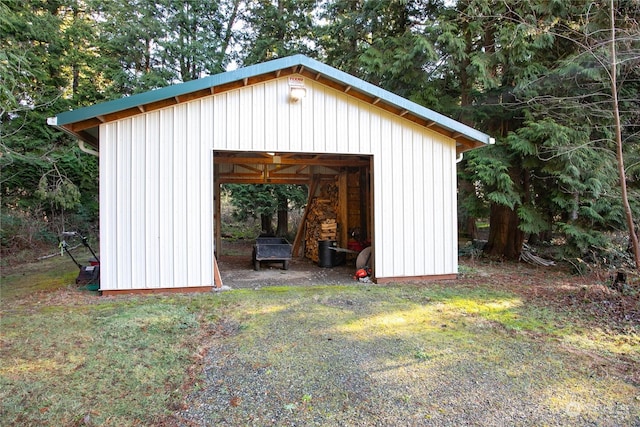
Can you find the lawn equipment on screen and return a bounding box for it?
[58,231,100,289]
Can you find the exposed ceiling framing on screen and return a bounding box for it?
[215,151,370,184]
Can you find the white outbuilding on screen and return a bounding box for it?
[48,55,493,295]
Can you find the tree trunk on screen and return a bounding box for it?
[275,193,289,237]
[458,178,478,240]
[484,203,525,260]
[466,217,478,241]
[276,208,288,237]
[609,0,640,269]
[261,214,273,235]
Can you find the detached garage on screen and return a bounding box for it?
[48,54,493,295]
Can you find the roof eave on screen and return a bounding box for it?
[48,54,494,150]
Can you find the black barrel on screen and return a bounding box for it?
[318,240,337,267]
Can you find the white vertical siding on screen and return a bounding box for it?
[264,81,278,149]
[390,121,404,274]
[172,105,188,286]
[185,102,201,286]
[200,98,214,283]
[238,88,252,151]
[311,85,326,152]
[358,103,371,153]
[158,108,175,287]
[402,126,415,276]
[412,130,425,275]
[213,94,227,150]
[377,116,393,276]
[115,120,132,288]
[289,84,303,153]
[423,132,436,274]
[145,112,160,288]
[100,103,214,291]
[99,73,458,291]
[131,116,146,287]
[99,125,116,290]
[335,94,348,153]
[324,89,337,152]
[226,91,240,151]
[300,84,315,152]
[444,144,457,273]
[431,140,445,272]
[252,85,265,150]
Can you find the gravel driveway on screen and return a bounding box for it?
[175,270,640,426]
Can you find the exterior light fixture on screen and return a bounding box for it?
[288,76,307,103]
[290,86,307,102]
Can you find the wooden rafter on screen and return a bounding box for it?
[235,164,263,174]
[214,155,370,167]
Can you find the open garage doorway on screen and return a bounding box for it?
[213,151,373,288]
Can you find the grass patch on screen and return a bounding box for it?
[1,258,638,426]
[0,295,212,426]
[1,247,97,300]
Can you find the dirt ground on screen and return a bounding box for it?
[217,239,358,289]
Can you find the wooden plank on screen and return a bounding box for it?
[374,274,457,284]
[101,286,214,296]
[339,171,348,247]
[213,155,370,167]
[292,176,321,257]
[214,171,222,259]
[70,117,103,132]
[213,254,223,288]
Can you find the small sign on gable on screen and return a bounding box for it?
[288,77,307,102]
[288,76,305,87]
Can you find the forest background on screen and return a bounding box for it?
[1,0,639,271]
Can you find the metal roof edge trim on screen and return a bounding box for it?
[51,54,492,146]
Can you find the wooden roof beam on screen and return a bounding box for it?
[219,172,263,179]
[140,97,179,113]
[214,156,370,167]
[456,138,478,149]
[235,164,264,174]
[270,164,297,173]
[218,177,315,185]
[70,117,105,132]
[267,172,312,180]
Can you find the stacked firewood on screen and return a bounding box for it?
[320,219,337,240]
[304,182,339,262]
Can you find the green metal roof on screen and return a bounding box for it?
[48,54,494,149]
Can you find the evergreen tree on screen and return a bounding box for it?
[224,184,307,236]
[452,0,639,265]
[238,0,318,65]
[1,0,99,253]
[91,0,240,93]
